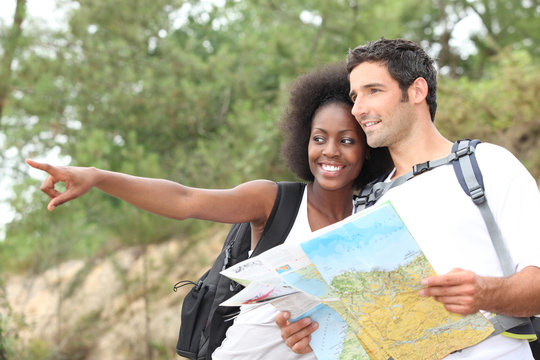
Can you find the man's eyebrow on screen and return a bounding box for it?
[362,82,386,88]
[349,82,386,98]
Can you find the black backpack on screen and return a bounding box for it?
[174,181,306,360]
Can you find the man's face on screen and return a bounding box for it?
[349,61,415,149]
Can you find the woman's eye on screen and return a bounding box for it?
[313,136,325,143]
[341,138,354,144]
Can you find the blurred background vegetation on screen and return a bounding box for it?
[0,0,539,359]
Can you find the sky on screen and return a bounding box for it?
[0,0,65,28]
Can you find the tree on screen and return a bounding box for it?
[403,0,540,78]
[437,50,540,181]
[0,0,26,123]
[1,0,539,271]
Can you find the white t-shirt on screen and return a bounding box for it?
[378,143,540,359]
[213,186,318,360]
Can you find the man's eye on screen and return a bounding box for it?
[369,88,380,94]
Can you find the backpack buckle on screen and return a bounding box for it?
[455,146,475,159]
[470,186,485,204]
[354,196,367,207]
[413,161,430,175]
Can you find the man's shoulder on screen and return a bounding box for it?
[475,141,512,154]
[474,142,520,165]
[474,141,533,184]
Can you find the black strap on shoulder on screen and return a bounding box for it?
[251,181,305,257]
[203,182,306,359]
[224,182,304,292]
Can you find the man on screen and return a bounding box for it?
[276,38,540,359]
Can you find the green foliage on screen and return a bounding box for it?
[400,0,540,78]
[0,0,539,274]
[11,338,55,360]
[437,50,540,179]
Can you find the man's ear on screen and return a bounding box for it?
[409,77,429,104]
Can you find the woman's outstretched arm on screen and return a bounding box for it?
[26,159,277,225]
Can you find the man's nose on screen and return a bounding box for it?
[351,98,367,121]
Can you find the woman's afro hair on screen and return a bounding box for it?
[280,62,393,188]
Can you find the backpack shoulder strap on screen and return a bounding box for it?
[451,139,514,276]
[452,139,485,204]
[203,182,305,358]
[354,145,475,212]
[251,181,306,256]
[452,139,538,342]
[355,172,396,211]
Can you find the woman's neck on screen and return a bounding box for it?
[307,183,354,231]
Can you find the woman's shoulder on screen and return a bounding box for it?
[232,180,279,207]
[234,179,278,192]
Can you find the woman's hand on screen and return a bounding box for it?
[275,311,317,354]
[26,159,97,210]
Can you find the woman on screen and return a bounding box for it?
[27,63,392,359]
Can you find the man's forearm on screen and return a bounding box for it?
[481,265,540,317]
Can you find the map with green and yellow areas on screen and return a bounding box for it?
[293,202,494,360]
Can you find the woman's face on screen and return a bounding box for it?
[308,102,367,191]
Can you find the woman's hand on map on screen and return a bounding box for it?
[275,311,318,354]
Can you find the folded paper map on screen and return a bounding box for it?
[221,201,494,360]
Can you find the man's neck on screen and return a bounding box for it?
[389,124,453,179]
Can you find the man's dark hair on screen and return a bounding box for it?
[280,62,393,188]
[347,38,438,121]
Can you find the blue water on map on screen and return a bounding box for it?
[281,272,328,297]
[300,202,421,284]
